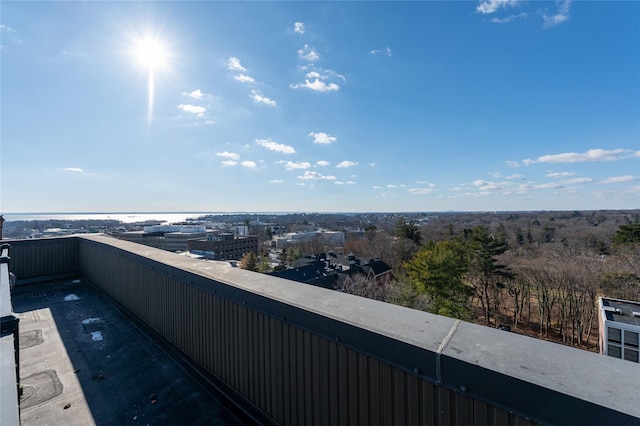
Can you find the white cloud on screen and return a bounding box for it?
[373,186,382,190]
[543,0,571,28]
[505,160,520,167]
[546,171,576,178]
[387,184,397,188]
[282,161,311,170]
[177,104,207,117]
[601,175,638,184]
[183,89,204,99]
[505,174,524,180]
[369,163,376,167]
[409,188,434,195]
[294,22,305,34]
[256,138,296,154]
[63,167,84,173]
[473,180,509,191]
[371,47,392,57]
[222,160,237,166]
[235,74,255,83]
[269,180,284,184]
[298,44,320,61]
[242,161,257,169]
[216,151,240,161]
[227,57,246,72]
[250,90,276,107]
[563,177,593,185]
[290,79,339,92]
[523,148,632,165]
[336,161,358,168]
[308,132,336,145]
[491,13,527,23]
[298,171,336,180]
[476,0,519,15]
[316,160,330,167]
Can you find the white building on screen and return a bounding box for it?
[598,297,640,363]
[272,229,345,249]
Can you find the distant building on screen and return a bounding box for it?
[115,224,207,252]
[270,252,392,290]
[187,234,258,261]
[164,231,208,252]
[272,229,345,249]
[598,297,640,363]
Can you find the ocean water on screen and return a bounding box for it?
[3,212,219,223]
[2,212,289,223]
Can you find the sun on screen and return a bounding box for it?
[132,36,168,72]
[129,34,171,123]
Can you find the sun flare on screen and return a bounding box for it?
[130,35,170,123]
[133,36,168,72]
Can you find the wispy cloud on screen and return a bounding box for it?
[297,44,320,61]
[227,57,247,72]
[491,13,527,23]
[298,171,336,180]
[63,167,84,173]
[177,104,207,117]
[221,160,237,166]
[282,161,311,170]
[523,148,633,165]
[371,47,392,57]
[336,161,358,168]
[216,151,240,161]
[473,180,510,191]
[256,138,296,154]
[183,89,204,99]
[316,160,330,167]
[601,175,638,184]
[242,161,257,169]
[235,74,255,83]
[270,180,284,184]
[250,90,276,107]
[476,0,519,15]
[294,22,305,34]
[546,171,576,178]
[0,24,22,47]
[308,132,336,145]
[543,0,572,28]
[409,187,434,195]
[290,79,339,92]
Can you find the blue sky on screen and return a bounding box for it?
[1,1,638,213]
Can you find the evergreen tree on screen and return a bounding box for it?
[394,217,422,246]
[273,250,288,272]
[404,240,472,319]
[612,223,640,246]
[239,252,258,271]
[466,226,513,325]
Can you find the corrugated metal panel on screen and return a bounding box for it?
[9,237,545,426]
[7,238,78,280]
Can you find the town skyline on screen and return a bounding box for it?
[2,1,638,213]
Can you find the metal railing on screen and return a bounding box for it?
[6,235,640,425]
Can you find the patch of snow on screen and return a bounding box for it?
[82,318,101,324]
[64,294,80,301]
[91,331,103,341]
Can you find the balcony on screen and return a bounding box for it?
[2,235,638,425]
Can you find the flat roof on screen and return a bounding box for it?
[13,279,244,425]
[601,297,640,326]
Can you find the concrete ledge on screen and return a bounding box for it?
[0,335,20,426]
[8,235,640,424]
